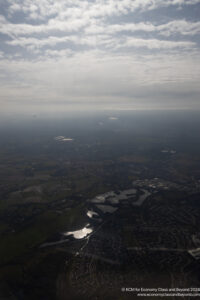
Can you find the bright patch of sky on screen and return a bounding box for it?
[0,0,200,110]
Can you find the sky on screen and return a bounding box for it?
[0,0,200,112]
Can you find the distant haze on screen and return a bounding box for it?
[0,0,200,112]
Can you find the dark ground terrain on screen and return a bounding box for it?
[0,110,200,300]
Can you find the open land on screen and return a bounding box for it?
[0,111,200,299]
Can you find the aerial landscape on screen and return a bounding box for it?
[0,111,200,299]
[0,0,200,299]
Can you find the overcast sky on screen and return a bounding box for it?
[0,0,200,111]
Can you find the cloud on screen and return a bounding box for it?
[0,51,4,58]
[1,13,200,38]
[6,33,196,52]
[86,20,200,37]
[44,49,73,57]
[157,20,200,36]
[5,34,113,50]
[0,0,200,110]
[0,50,199,104]
[6,0,200,20]
[0,15,89,37]
[119,37,196,50]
